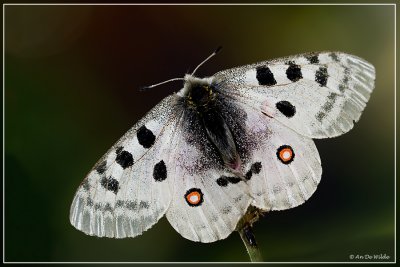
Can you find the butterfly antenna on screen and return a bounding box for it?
[140,46,222,91]
[140,77,185,91]
[191,46,222,75]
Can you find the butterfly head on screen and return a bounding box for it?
[177,46,221,98]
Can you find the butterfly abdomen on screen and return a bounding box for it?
[201,108,240,171]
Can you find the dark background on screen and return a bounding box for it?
[4,4,395,262]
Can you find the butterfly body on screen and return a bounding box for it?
[178,74,247,174]
[71,51,375,243]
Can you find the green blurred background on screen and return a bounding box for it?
[5,4,395,262]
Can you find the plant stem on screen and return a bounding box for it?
[238,225,263,262]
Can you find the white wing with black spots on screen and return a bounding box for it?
[163,129,251,243]
[230,102,322,211]
[213,52,375,138]
[164,112,253,242]
[166,167,252,242]
[70,95,180,238]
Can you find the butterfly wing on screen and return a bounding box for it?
[212,52,375,210]
[70,95,180,238]
[213,52,375,138]
[70,94,253,242]
[164,107,252,242]
[228,101,322,211]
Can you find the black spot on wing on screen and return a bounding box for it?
[86,197,93,207]
[222,206,232,214]
[276,101,296,118]
[251,162,262,174]
[153,160,167,182]
[137,125,156,148]
[316,112,325,121]
[245,170,253,180]
[139,200,150,209]
[81,179,90,191]
[338,67,350,92]
[95,161,107,174]
[94,203,102,211]
[116,200,124,208]
[115,147,134,169]
[256,66,277,86]
[115,200,150,211]
[227,176,241,184]
[329,52,340,62]
[315,67,329,87]
[104,203,113,212]
[216,177,229,187]
[100,176,119,194]
[216,175,241,186]
[306,54,319,64]
[316,93,338,121]
[245,162,262,180]
[233,195,243,203]
[286,62,303,82]
[126,201,137,210]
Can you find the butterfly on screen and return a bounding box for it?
[70,49,375,243]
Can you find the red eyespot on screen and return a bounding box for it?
[277,145,295,164]
[184,188,204,207]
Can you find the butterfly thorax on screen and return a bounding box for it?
[178,75,242,174]
[186,84,216,112]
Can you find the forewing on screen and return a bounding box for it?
[70,95,180,238]
[213,52,375,138]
